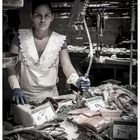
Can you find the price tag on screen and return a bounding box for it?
[85,96,106,111]
[31,101,57,126]
[113,121,137,139]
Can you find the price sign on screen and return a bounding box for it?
[31,101,57,126]
[113,121,137,139]
[85,96,106,111]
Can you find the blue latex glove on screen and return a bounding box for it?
[12,88,28,105]
[76,76,90,92]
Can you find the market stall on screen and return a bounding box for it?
[3,83,137,139]
[3,0,137,140]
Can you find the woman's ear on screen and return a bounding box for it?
[51,14,54,22]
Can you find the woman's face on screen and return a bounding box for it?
[31,5,54,31]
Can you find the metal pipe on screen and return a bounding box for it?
[83,16,93,78]
[82,0,93,78]
[129,0,136,88]
[129,32,134,88]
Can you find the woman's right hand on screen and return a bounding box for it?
[12,88,28,105]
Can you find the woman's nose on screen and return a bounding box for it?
[41,16,45,22]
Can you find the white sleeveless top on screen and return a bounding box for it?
[18,29,66,103]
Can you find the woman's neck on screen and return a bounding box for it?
[33,29,51,40]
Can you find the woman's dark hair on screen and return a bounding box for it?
[31,0,53,14]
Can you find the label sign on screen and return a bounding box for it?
[31,101,57,125]
[113,121,137,139]
[85,96,106,111]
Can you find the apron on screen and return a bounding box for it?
[18,29,66,103]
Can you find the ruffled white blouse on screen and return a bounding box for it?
[18,29,66,103]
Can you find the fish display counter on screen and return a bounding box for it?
[3,83,137,140]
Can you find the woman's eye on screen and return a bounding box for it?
[45,14,51,18]
[34,14,40,17]
[33,13,52,18]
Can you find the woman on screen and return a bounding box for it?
[8,0,90,105]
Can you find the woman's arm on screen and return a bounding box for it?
[8,34,20,76]
[59,48,77,79]
[7,34,28,104]
[8,34,20,89]
[60,47,90,91]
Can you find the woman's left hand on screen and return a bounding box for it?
[76,76,90,92]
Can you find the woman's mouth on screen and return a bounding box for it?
[40,24,46,27]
